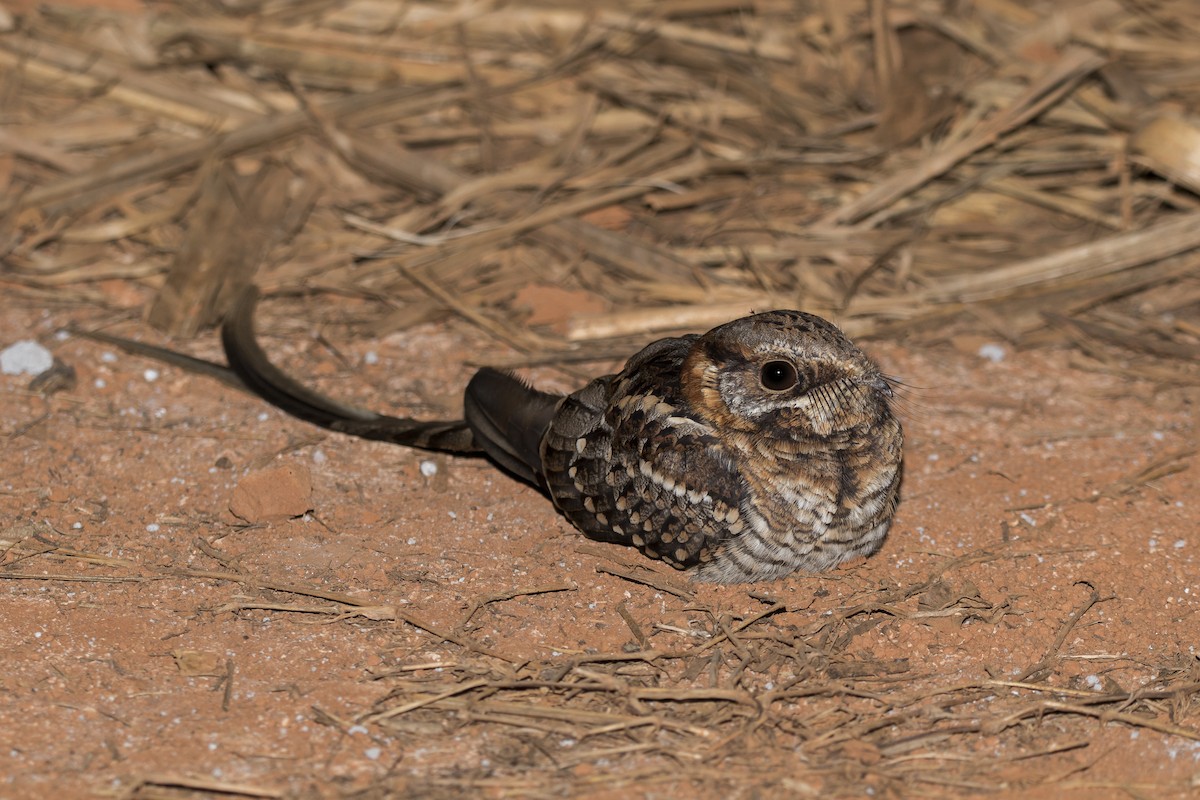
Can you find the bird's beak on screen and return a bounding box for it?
[867,375,894,398]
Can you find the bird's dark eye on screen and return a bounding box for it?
[760,360,799,391]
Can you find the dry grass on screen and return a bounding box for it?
[5,524,1200,797]
[3,1,1198,370]
[2,1,1200,797]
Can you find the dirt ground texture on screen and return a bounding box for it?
[3,0,1200,798]
[1,289,1197,798]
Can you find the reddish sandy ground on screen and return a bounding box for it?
[1,289,1197,799]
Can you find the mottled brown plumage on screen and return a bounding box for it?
[476,310,905,583]
[83,289,904,583]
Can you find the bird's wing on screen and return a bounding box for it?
[541,337,747,569]
[221,287,479,453]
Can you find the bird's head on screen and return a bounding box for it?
[681,310,895,440]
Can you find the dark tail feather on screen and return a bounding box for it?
[221,287,479,453]
[464,368,560,487]
[70,327,248,392]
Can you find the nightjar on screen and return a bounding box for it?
[212,288,904,583]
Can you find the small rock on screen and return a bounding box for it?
[977,343,1007,363]
[229,463,313,523]
[512,284,607,329]
[172,649,224,676]
[1,340,54,376]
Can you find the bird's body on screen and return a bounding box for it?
[463,311,903,582]
[92,289,904,583]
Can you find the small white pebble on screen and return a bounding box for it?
[101,351,118,363]
[312,449,327,466]
[447,511,457,520]
[365,747,381,760]
[364,351,379,366]
[146,523,160,533]
[257,412,270,422]
[406,537,417,545]
[977,343,1007,363]
[0,340,53,376]
[1174,540,1186,549]
[94,378,106,389]
[347,725,369,736]
[143,368,159,382]
[419,460,438,477]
